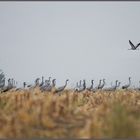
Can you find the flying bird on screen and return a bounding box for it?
[128,40,140,50]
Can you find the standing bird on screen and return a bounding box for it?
[122,77,131,89]
[79,80,82,87]
[74,82,79,91]
[51,79,56,88]
[95,79,102,90]
[0,77,5,89]
[35,78,40,87]
[98,79,106,90]
[128,40,140,50]
[77,80,86,92]
[55,79,69,93]
[39,76,44,87]
[2,79,13,92]
[75,80,82,90]
[41,79,56,92]
[116,82,121,89]
[43,77,51,88]
[92,79,102,92]
[23,82,27,88]
[51,79,56,92]
[104,80,118,91]
[11,78,16,88]
[86,80,94,91]
[47,77,51,86]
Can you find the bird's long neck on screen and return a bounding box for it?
[83,80,86,90]
[8,79,11,87]
[115,81,118,88]
[48,77,51,83]
[42,77,44,83]
[52,80,56,87]
[102,80,105,86]
[129,78,131,86]
[35,79,39,86]
[79,80,82,87]
[91,80,94,88]
[98,80,101,88]
[64,80,68,88]
[23,82,26,88]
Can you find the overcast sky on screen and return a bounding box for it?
[0,2,140,88]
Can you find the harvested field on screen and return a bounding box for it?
[0,89,140,138]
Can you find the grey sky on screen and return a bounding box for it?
[0,2,140,87]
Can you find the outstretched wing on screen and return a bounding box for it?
[129,40,136,49]
[135,42,140,49]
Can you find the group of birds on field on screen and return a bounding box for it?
[0,40,140,93]
[0,77,69,93]
[0,76,140,94]
[0,78,17,92]
[75,77,140,92]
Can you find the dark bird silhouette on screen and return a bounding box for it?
[104,80,118,91]
[86,80,94,91]
[0,77,5,89]
[95,79,102,90]
[48,77,51,84]
[128,40,140,50]
[91,79,101,92]
[2,79,13,92]
[74,81,80,91]
[55,79,69,93]
[116,82,121,89]
[75,80,82,91]
[35,78,40,87]
[23,82,27,88]
[41,79,56,92]
[122,77,131,89]
[42,77,51,88]
[27,84,32,88]
[39,76,44,87]
[77,80,86,92]
[98,79,105,89]
[75,82,79,90]
[51,79,56,88]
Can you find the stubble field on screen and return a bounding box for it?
[0,88,140,138]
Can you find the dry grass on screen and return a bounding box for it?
[0,88,140,138]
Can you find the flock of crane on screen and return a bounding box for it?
[0,76,140,94]
[75,77,140,92]
[0,77,69,93]
[0,40,140,94]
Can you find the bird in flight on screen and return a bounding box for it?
[128,40,140,50]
